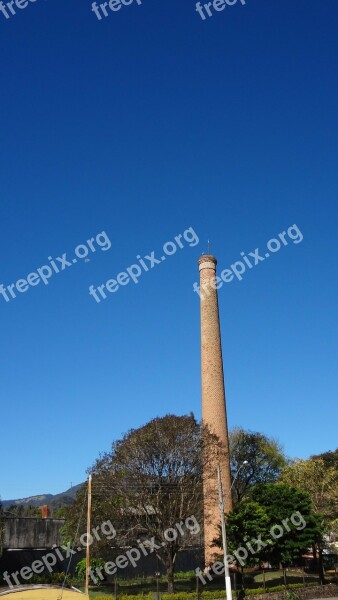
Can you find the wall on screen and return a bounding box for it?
[3,518,65,550]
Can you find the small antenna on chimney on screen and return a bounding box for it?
[207,240,211,255]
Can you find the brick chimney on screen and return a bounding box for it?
[198,254,232,566]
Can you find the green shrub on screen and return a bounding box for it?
[174,572,197,580]
[90,580,320,600]
[118,594,152,600]
[25,573,73,586]
[162,592,228,600]
[76,558,106,580]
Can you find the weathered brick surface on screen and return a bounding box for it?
[198,255,232,566]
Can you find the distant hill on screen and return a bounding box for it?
[2,483,83,511]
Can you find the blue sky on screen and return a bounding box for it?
[0,0,337,499]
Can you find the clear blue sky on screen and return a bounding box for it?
[0,0,337,499]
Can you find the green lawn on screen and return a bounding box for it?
[253,570,320,586]
[82,568,335,599]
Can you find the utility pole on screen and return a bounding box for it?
[85,474,92,596]
[217,462,248,600]
[217,465,232,600]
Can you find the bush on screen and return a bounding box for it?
[76,557,106,580]
[27,573,73,586]
[174,572,197,580]
[118,595,152,600]
[162,592,228,600]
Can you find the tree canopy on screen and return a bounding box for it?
[64,414,219,592]
[311,448,338,470]
[280,457,338,528]
[226,483,323,568]
[229,428,287,504]
[0,500,4,559]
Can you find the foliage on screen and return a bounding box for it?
[92,582,321,600]
[279,457,338,528]
[0,500,4,558]
[4,504,43,517]
[63,414,221,593]
[173,571,196,579]
[225,483,323,567]
[76,557,106,580]
[54,506,70,519]
[224,501,270,565]
[311,448,338,470]
[279,453,338,584]
[22,572,73,586]
[229,429,287,504]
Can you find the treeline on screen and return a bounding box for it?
[59,414,337,592]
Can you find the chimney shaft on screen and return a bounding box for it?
[198,254,232,566]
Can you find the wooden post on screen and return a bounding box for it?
[217,465,232,600]
[156,572,160,600]
[85,475,92,596]
[283,569,287,588]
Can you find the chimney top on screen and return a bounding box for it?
[198,254,217,270]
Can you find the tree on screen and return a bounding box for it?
[4,504,42,518]
[64,414,220,593]
[311,448,338,470]
[0,500,4,559]
[224,501,270,565]
[280,458,338,525]
[229,428,287,504]
[280,455,338,583]
[226,483,323,568]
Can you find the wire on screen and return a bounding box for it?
[57,485,88,600]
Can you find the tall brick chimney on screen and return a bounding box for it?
[198,254,232,566]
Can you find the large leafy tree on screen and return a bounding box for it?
[0,500,4,559]
[64,414,220,593]
[279,454,338,582]
[226,483,322,568]
[229,428,287,504]
[312,448,338,470]
[280,457,338,526]
[224,501,270,565]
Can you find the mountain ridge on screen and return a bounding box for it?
[1,483,83,510]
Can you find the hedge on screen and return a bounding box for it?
[93,582,320,600]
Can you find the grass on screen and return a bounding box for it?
[253,571,319,586]
[84,568,336,599]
